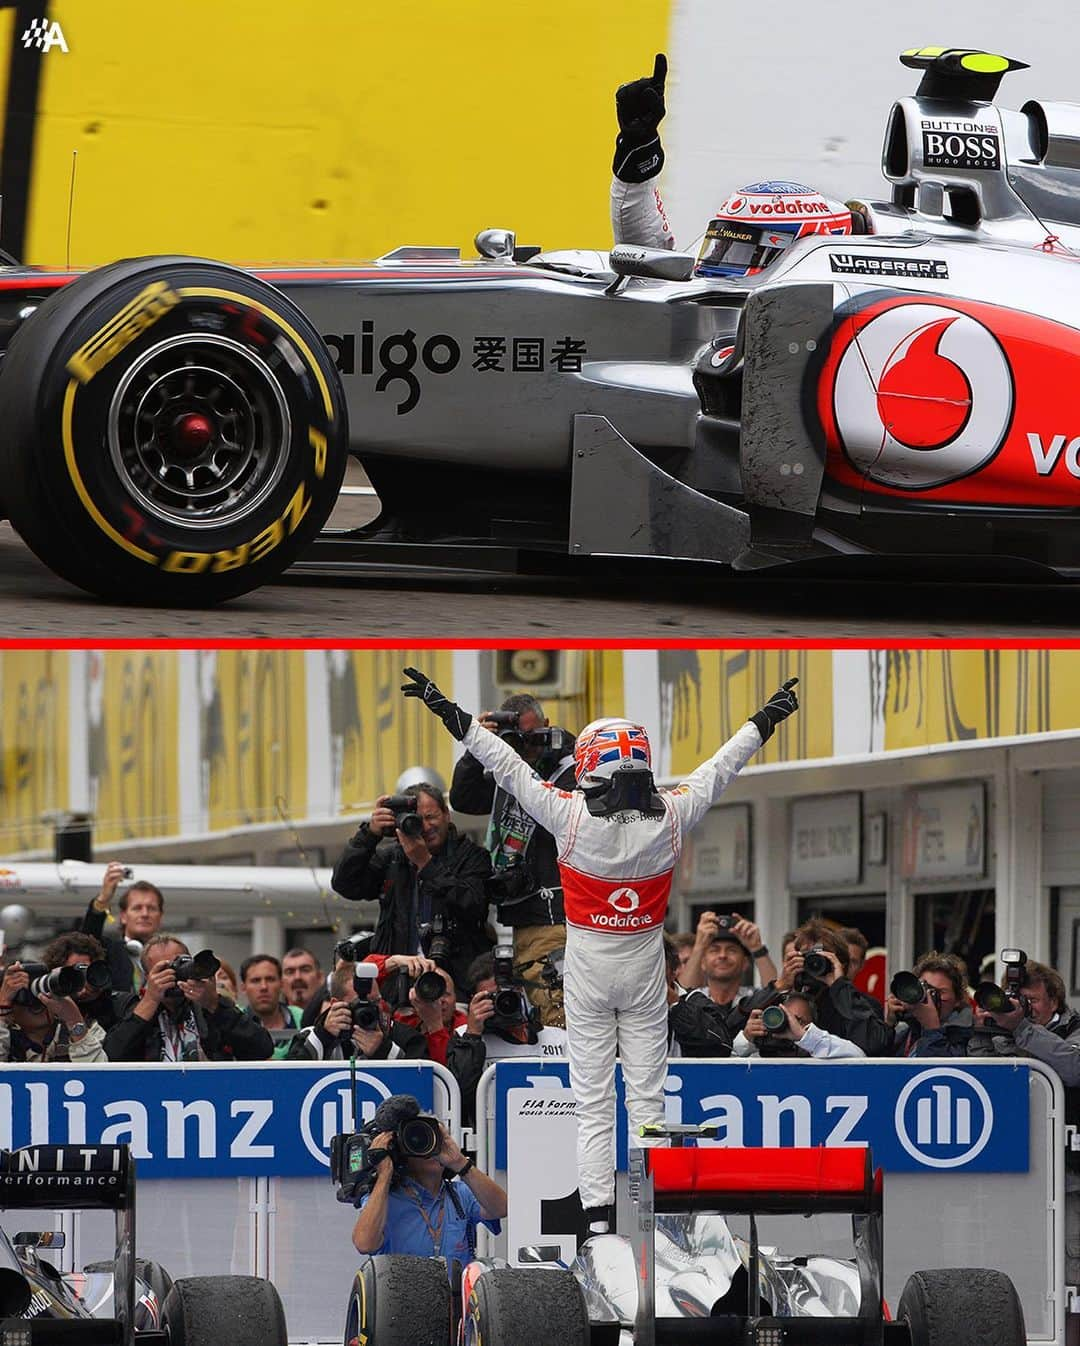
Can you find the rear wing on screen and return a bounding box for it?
[0,1145,135,1335]
[645,1145,881,1215]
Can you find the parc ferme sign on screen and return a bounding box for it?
[493,1059,1030,1175]
[0,1063,436,1179]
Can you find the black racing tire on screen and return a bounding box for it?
[464,1267,589,1346]
[897,1267,1026,1346]
[161,1273,287,1346]
[86,1256,173,1325]
[0,255,348,604]
[344,1255,450,1346]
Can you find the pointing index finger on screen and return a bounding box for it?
[651,52,667,93]
[782,677,799,691]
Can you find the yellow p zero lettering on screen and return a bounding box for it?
[309,427,328,479]
[283,481,312,535]
[162,551,212,574]
[67,282,180,385]
[249,517,285,563]
[211,545,252,572]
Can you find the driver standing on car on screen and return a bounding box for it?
[401,666,798,1234]
[611,54,861,274]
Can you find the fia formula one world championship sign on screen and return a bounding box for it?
[491,1058,1029,1174]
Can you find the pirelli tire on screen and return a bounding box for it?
[161,1274,287,1346]
[464,1267,590,1346]
[896,1267,1026,1346]
[344,1255,451,1346]
[0,256,348,604]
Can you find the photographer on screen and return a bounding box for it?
[0,959,107,1062]
[664,935,734,1057]
[80,864,164,992]
[679,909,777,994]
[395,965,467,1066]
[735,993,865,1059]
[451,694,575,1024]
[331,783,492,1001]
[287,963,428,1061]
[351,1095,505,1264]
[767,921,892,1057]
[41,931,121,1034]
[104,935,273,1062]
[447,951,568,1127]
[887,952,973,1057]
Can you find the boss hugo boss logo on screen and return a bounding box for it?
[921,119,1001,170]
[829,301,1014,489]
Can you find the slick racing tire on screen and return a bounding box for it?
[897,1267,1026,1346]
[85,1257,173,1328]
[0,255,348,604]
[344,1255,450,1346]
[464,1267,589,1346]
[161,1273,287,1346]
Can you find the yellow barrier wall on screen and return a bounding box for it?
[24,1,674,265]
[0,651,68,854]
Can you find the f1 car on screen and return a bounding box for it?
[344,1143,1026,1346]
[1,46,1079,603]
[0,1142,287,1346]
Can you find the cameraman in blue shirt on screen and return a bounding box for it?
[351,1095,506,1264]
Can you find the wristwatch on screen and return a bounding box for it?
[455,1156,475,1178]
[67,1021,89,1041]
[752,946,770,960]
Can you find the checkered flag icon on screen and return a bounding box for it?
[21,17,49,48]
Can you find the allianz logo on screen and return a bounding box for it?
[662,1067,994,1168]
[0,1071,395,1167]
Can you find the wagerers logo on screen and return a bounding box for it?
[831,255,949,280]
[921,119,1001,170]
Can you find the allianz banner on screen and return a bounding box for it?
[491,1058,1030,1174]
[0,1062,439,1179]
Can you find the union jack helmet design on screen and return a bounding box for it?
[573,717,652,785]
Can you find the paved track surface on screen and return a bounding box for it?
[1,515,1078,641]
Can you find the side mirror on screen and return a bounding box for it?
[14,1231,65,1249]
[517,1244,563,1264]
[475,228,516,260]
[608,244,696,282]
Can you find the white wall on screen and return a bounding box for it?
[663,0,1080,249]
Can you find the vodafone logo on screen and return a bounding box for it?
[832,302,1013,489]
[726,196,746,214]
[607,887,640,913]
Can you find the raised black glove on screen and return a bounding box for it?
[613,52,667,184]
[749,677,799,743]
[401,667,471,742]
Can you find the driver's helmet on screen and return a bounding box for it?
[696,180,853,278]
[573,717,651,786]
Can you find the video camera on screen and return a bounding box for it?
[10,960,111,1008]
[890,970,943,1017]
[163,949,220,1000]
[383,793,422,839]
[973,948,1029,1026]
[419,913,456,971]
[330,1093,443,1203]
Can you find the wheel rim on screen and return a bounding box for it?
[107,333,292,530]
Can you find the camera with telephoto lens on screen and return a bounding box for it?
[890,970,943,1017]
[484,944,530,1027]
[489,711,573,761]
[802,944,832,979]
[164,949,220,1000]
[330,1094,443,1202]
[11,962,85,1007]
[420,913,456,971]
[484,858,533,907]
[756,995,806,1057]
[974,948,1029,1026]
[413,968,446,1004]
[384,793,422,840]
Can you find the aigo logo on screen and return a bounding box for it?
[298,1070,392,1166]
[828,300,1014,489]
[893,1067,993,1168]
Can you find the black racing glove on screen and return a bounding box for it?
[613,52,667,184]
[749,677,799,743]
[401,666,471,742]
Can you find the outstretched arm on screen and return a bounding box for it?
[611,53,674,249]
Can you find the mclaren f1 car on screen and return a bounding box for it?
[0,1142,287,1346]
[0,46,1078,603]
[343,1142,1026,1346]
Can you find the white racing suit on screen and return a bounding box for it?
[611,177,676,252]
[460,718,763,1208]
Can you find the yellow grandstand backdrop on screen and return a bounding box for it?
[0,1,672,265]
